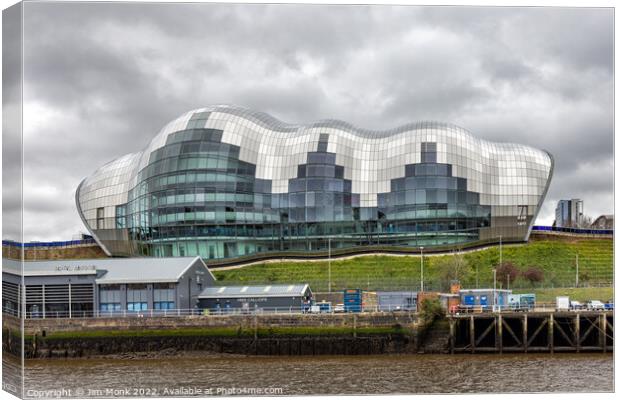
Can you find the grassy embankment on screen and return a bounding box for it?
[513,287,614,303]
[213,237,613,298]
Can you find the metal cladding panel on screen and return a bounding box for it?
[76,105,553,259]
[198,296,304,310]
[199,284,309,298]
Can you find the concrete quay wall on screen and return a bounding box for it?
[4,313,419,335]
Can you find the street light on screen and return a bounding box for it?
[420,246,425,292]
[575,253,579,288]
[499,235,503,267]
[493,268,497,309]
[498,235,502,311]
[328,237,332,293]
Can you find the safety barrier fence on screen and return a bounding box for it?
[5,301,613,320]
[2,239,96,248]
[531,225,612,235]
[216,280,614,293]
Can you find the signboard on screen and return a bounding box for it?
[54,265,97,272]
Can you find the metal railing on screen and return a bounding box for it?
[2,238,97,248]
[7,304,417,319]
[5,301,613,320]
[451,302,614,314]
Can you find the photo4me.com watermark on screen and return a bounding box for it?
[25,386,285,398]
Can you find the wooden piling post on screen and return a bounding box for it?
[575,314,580,353]
[599,313,606,353]
[548,313,554,354]
[449,318,455,354]
[523,314,528,353]
[254,314,258,340]
[450,318,454,354]
[470,315,475,354]
[497,314,503,354]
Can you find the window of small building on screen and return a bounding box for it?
[127,284,148,311]
[154,283,175,310]
[99,284,121,312]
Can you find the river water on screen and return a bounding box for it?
[8,353,614,397]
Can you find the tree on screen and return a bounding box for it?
[577,214,593,229]
[435,252,470,291]
[495,262,520,288]
[523,266,544,286]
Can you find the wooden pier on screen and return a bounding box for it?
[449,311,613,353]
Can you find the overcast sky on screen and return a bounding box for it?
[3,3,614,241]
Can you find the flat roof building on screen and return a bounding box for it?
[376,291,418,312]
[591,214,613,230]
[198,284,312,312]
[555,199,584,228]
[2,256,215,317]
[77,105,553,262]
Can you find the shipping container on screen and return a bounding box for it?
[508,294,536,311]
[458,289,512,311]
[343,289,362,312]
[376,291,417,312]
[556,296,570,311]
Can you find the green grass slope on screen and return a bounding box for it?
[213,236,613,292]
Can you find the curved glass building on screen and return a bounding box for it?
[76,105,553,261]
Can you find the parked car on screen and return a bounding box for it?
[570,301,584,310]
[604,301,614,310]
[333,304,345,313]
[586,300,606,310]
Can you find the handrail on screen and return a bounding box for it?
[4,301,613,320]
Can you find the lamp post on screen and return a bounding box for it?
[499,235,503,268]
[420,246,425,292]
[493,268,497,309]
[575,253,579,288]
[328,237,332,293]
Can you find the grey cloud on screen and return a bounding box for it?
[6,4,613,240]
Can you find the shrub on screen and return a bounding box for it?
[419,298,445,327]
[416,298,445,347]
[495,262,520,288]
[523,266,544,286]
[434,253,470,292]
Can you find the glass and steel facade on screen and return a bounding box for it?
[76,105,553,260]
